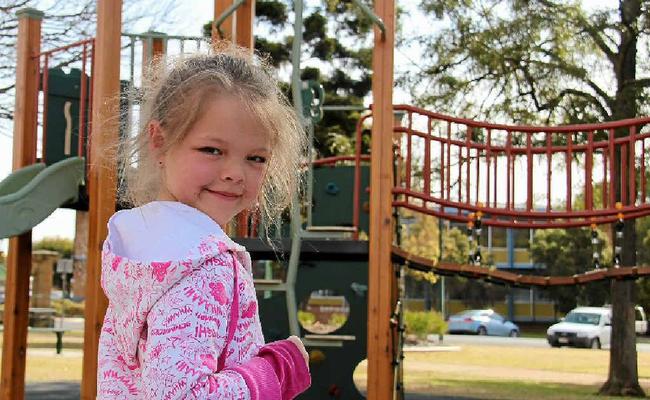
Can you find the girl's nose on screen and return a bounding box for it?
[221,161,244,183]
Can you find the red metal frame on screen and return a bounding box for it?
[349,105,650,231]
[34,38,95,163]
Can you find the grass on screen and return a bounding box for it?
[0,331,84,382]
[403,378,631,400]
[354,344,650,399]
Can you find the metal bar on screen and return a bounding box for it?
[493,154,497,208]
[35,37,94,58]
[322,105,368,111]
[351,0,386,37]
[642,138,646,204]
[506,132,511,209]
[527,132,532,211]
[475,143,479,205]
[622,143,628,204]
[440,120,445,200]
[446,122,451,200]
[609,128,615,206]
[457,144,462,205]
[566,133,573,211]
[41,55,49,163]
[79,44,87,158]
[486,129,491,207]
[603,151,608,208]
[424,118,431,194]
[586,131,593,210]
[405,114,412,191]
[466,125,471,204]
[629,125,637,205]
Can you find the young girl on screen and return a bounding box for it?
[97,46,311,399]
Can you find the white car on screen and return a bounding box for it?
[547,307,611,349]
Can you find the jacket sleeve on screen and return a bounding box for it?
[137,260,255,399]
[226,339,311,399]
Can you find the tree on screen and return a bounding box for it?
[531,228,611,313]
[414,0,648,394]
[33,236,73,258]
[204,0,374,157]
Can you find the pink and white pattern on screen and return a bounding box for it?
[97,202,310,399]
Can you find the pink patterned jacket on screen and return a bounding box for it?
[97,201,310,399]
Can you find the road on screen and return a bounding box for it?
[436,333,650,352]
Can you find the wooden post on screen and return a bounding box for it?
[0,8,42,400]
[141,31,167,73]
[80,1,121,398]
[213,0,236,43]
[235,0,255,49]
[366,0,395,399]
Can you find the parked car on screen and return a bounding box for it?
[547,307,611,349]
[447,309,520,337]
[603,304,648,335]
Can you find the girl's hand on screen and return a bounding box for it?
[287,335,309,368]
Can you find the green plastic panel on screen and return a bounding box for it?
[312,165,370,234]
[44,68,90,166]
[258,260,368,399]
[0,157,85,239]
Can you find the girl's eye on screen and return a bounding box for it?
[199,147,222,156]
[248,155,267,164]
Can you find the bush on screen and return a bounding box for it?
[328,313,347,327]
[298,310,316,326]
[52,299,85,318]
[404,310,447,339]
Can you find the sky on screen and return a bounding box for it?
[0,0,619,252]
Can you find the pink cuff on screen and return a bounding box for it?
[226,357,281,400]
[259,340,311,399]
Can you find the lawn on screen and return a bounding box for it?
[355,344,650,399]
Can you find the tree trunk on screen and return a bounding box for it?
[599,1,644,395]
[599,280,644,396]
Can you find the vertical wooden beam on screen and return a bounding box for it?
[213,0,236,43]
[367,0,395,399]
[141,31,166,70]
[0,8,42,400]
[80,1,121,398]
[235,0,255,49]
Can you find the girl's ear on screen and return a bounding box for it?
[147,120,165,155]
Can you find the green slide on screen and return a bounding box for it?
[0,157,85,239]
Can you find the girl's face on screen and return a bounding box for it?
[155,95,271,227]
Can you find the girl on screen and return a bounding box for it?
[97,46,311,399]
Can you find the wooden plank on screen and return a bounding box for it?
[0,8,42,400]
[80,1,121,398]
[367,0,395,398]
[235,0,255,49]
[213,0,236,43]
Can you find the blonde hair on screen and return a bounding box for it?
[119,44,306,237]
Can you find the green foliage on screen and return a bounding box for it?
[297,310,316,326]
[33,237,73,258]
[203,1,374,158]
[410,0,649,124]
[328,312,347,327]
[404,310,447,338]
[52,299,84,318]
[531,228,610,313]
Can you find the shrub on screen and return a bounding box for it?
[298,310,316,326]
[52,299,85,318]
[328,313,347,327]
[404,310,447,339]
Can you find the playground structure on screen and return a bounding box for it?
[3,1,650,400]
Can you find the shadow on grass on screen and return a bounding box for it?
[405,378,633,400]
